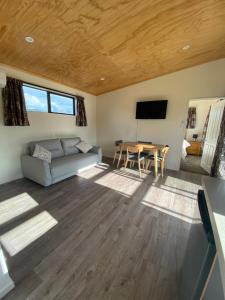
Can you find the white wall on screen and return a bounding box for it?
[0,64,96,184]
[1,59,225,183]
[186,99,217,141]
[96,59,225,170]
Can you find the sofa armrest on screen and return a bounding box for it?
[21,155,52,187]
[89,146,102,163]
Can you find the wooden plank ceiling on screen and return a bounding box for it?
[0,0,225,95]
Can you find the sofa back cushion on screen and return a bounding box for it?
[29,139,64,159]
[61,137,81,156]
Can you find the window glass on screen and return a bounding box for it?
[50,93,74,115]
[23,85,48,112]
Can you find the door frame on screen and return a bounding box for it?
[201,98,225,173]
[180,97,222,173]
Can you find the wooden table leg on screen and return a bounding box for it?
[154,149,158,177]
[117,148,122,168]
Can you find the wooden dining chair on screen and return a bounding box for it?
[145,145,170,177]
[138,140,153,155]
[124,145,145,178]
[113,140,127,168]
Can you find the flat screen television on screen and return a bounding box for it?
[136,100,168,119]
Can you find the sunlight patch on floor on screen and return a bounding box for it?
[164,175,201,192]
[117,167,148,179]
[152,183,197,200]
[141,176,201,224]
[142,199,201,224]
[0,211,58,256]
[0,193,38,225]
[95,168,144,196]
[78,164,109,179]
[78,166,105,179]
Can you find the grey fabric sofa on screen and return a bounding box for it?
[21,137,102,186]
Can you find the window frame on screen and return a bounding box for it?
[23,83,77,116]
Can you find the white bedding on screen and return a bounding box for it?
[182,139,191,160]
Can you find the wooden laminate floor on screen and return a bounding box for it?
[0,159,203,300]
[180,155,208,175]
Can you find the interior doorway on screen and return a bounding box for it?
[180,98,220,175]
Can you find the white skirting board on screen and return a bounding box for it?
[0,193,38,225]
[0,211,58,256]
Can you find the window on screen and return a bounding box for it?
[23,84,76,115]
[50,93,74,115]
[23,85,48,112]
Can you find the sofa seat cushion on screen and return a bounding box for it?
[50,153,98,180]
[61,137,81,155]
[29,139,64,159]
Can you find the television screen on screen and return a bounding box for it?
[136,100,168,119]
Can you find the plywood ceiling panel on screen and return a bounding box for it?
[0,0,224,95]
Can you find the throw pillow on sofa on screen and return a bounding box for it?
[33,144,51,163]
[76,141,93,153]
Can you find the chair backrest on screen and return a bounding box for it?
[127,145,143,158]
[115,140,123,146]
[161,145,170,160]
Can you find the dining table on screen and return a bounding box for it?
[118,141,165,177]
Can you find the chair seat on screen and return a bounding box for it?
[128,153,146,161]
[147,154,163,161]
[142,151,150,156]
[116,150,127,154]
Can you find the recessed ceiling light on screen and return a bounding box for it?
[25,36,34,43]
[182,44,191,51]
[100,77,105,81]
